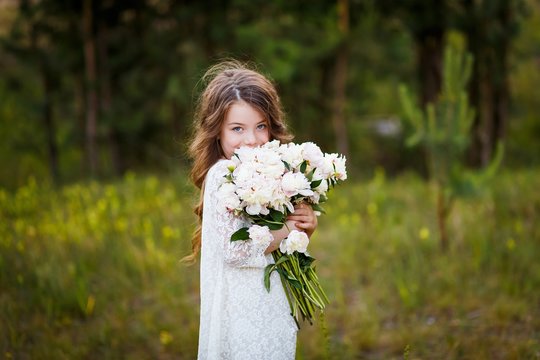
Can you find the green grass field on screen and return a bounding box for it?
[1,169,539,359]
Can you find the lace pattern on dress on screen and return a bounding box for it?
[197,159,297,360]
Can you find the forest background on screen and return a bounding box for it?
[1,0,539,358]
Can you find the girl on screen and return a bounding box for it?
[185,61,318,359]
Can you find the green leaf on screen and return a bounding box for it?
[298,253,315,271]
[276,268,302,289]
[311,179,322,189]
[282,160,291,171]
[264,264,275,292]
[265,221,284,230]
[287,277,303,290]
[406,132,423,147]
[230,227,250,242]
[253,216,284,230]
[274,254,290,266]
[300,160,307,173]
[306,168,316,181]
[269,209,285,223]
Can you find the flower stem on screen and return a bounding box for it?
[271,249,328,324]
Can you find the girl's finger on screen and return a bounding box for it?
[291,210,310,217]
[288,211,308,217]
[288,211,307,217]
[287,215,310,222]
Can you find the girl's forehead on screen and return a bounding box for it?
[224,102,267,123]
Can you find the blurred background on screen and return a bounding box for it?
[1,0,539,359]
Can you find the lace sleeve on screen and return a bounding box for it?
[204,160,273,268]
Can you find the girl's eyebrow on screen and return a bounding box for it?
[228,121,266,126]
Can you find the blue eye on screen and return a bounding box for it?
[257,124,267,130]
[232,127,242,132]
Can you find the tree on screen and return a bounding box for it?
[83,0,98,176]
[455,0,527,167]
[377,0,447,106]
[331,0,350,157]
[400,45,503,251]
[3,0,63,184]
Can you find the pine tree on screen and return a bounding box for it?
[399,45,503,251]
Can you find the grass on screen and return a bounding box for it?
[1,168,539,359]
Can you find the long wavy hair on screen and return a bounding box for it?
[183,61,293,263]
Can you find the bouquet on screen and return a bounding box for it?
[217,140,347,325]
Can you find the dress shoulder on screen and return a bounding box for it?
[205,159,233,186]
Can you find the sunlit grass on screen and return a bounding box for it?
[1,168,539,358]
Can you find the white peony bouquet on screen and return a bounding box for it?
[217,140,347,325]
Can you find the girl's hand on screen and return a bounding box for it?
[287,202,318,238]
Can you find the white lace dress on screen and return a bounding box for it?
[197,159,298,360]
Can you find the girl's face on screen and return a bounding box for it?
[219,101,270,159]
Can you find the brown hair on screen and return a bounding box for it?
[183,60,293,263]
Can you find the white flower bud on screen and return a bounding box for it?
[280,230,309,255]
[248,225,273,246]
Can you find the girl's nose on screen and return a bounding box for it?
[244,131,256,145]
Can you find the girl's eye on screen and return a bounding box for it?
[257,124,267,130]
[232,127,242,132]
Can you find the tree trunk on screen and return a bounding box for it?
[74,73,87,176]
[416,30,444,106]
[437,187,449,252]
[83,0,99,176]
[331,0,349,157]
[41,62,60,185]
[98,20,123,175]
[491,2,510,159]
[465,0,511,167]
[317,55,335,151]
[477,60,495,166]
[28,5,60,185]
[414,29,444,180]
[494,47,509,144]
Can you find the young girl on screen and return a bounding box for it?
[186,61,318,359]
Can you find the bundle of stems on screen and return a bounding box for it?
[264,249,329,327]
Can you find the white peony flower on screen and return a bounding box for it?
[254,148,285,178]
[222,193,241,212]
[319,155,335,179]
[312,168,329,194]
[267,185,291,213]
[234,146,257,163]
[262,139,281,150]
[309,192,321,204]
[219,182,236,194]
[280,143,304,169]
[302,142,325,168]
[233,162,258,187]
[323,153,348,180]
[280,230,309,254]
[281,172,314,198]
[237,176,276,215]
[217,182,241,212]
[248,225,273,246]
[333,155,347,180]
